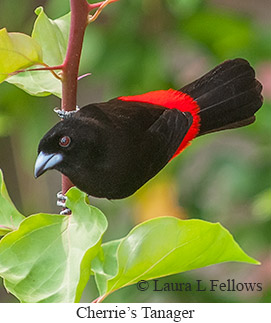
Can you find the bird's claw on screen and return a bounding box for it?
[56,191,67,207]
[56,191,71,215]
[60,208,72,215]
[54,106,80,119]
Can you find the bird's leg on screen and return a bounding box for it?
[54,105,80,119]
[56,191,71,215]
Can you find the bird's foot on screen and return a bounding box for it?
[54,106,80,119]
[60,208,72,215]
[56,191,71,215]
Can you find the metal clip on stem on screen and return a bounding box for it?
[54,105,80,119]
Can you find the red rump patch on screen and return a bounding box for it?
[119,89,200,158]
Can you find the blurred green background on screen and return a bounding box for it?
[0,0,270,303]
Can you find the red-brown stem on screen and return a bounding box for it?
[10,64,63,80]
[92,293,109,303]
[88,1,105,10]
[61,0,89,194]
[88,0,119,12]
[16,64,64,73]
[60,0,119,194]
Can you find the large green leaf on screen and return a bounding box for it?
[91,239,122,296]
[6,7,70,97]
[0,169,25,236]
[92,217,259,298]
[32,7,70,67]
[0,187,107,302]
[7,70,62,98]
[0,28,42,83]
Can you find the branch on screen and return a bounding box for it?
[60,0,89,194]
[61,0,120,194]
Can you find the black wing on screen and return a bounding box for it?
[140,108,192,181]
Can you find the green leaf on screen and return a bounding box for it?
[92,217,259,297]
[7,70,62,98]
[0,28,42,83]
[0,187,108,302]
[32,7,70,66]
[6,7,71,97]
[0,169,25,236]
[91,239,122,296]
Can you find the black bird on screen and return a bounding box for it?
[35,59,263,199]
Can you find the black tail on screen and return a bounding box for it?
[180,58,263,136]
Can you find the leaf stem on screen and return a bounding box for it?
[92,293,109,303]
[88,0,119,23]
[8,64,64,80]
[33,63,64,71]
[88,0,119,12]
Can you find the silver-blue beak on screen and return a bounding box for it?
[34,151,63,178]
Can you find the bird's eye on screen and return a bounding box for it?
[59,136,71,148]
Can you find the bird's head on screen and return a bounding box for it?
[34,117,104,179]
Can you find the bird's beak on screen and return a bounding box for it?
[34,151,63,178]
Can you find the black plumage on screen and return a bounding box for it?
[35,58,263,199]
[36,101,192,198]
[181,58,263,134]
